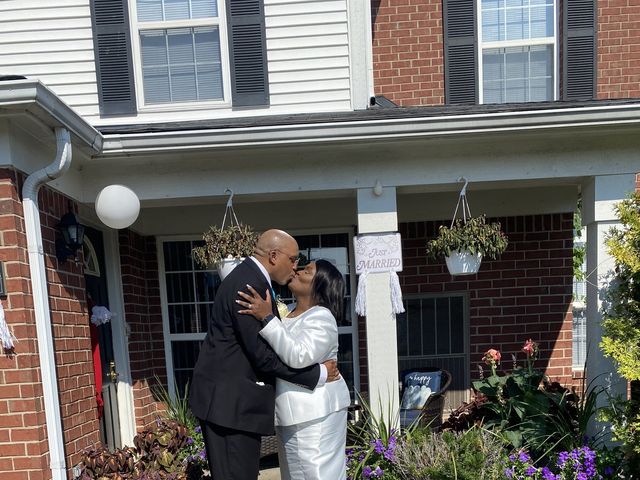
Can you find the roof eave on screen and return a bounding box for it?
[99,101,640,156]
[0,80,103,152]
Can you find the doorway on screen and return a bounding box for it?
[84,226,121,449]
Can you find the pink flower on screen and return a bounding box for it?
[522,339,538,358]
[483,348,501,365]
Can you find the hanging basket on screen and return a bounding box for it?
[215,256,245,280]
[192,189,257,279]
[445,250,482,276]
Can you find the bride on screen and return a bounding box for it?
[237,259,351,480]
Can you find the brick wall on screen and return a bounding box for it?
[119,231,165,431]
[358,213,574,405]
[371,0,445,106]
[597,0,640,99]
[0,168,100,480]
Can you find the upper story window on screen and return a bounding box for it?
[478,0,557,104]
[132,0,227,106]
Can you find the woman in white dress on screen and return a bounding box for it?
[237,259,351,480]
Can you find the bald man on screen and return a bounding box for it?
[190,229,338,480]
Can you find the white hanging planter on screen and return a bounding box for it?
[445,250,482,276]
[214,256,245,280]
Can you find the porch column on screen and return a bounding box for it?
[356,186,400,422]
[582,174,635,436]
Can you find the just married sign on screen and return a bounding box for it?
[353,233,403,275]
[353,233,404,315]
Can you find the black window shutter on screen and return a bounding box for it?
[443,0,478,105]
[90,0,137,115]
[227,0,270,107]
[563,0,596,100]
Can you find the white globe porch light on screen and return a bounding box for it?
[95,185,140,229]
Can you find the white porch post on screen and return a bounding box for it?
[356,186,400,422]
[582,174,635,436]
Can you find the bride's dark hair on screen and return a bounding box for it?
[311,259,346,324]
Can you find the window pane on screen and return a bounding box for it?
[141,27,223,104]
[450,297,464,354]
[166,273,194,303]
[172,340,202,395]
[422,298,436,356]
[138,0,163,22]
[137,0,217,21]
[436,297,450,355]
[338,333,355,398]
[482,8,504,42]
[168,304,197,333]
[483,45,553,103]
[482,0,554,43]
[407,299,422,356]
[163,241,193,271]
[505,6,527,41]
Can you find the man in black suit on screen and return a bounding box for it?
[189,229,339,480]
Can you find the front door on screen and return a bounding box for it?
[84,226,121,449]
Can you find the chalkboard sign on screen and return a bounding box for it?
[400,370,442,410]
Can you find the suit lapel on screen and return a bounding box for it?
[241,258,280,318]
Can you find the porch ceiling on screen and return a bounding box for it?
[79,121,640,205]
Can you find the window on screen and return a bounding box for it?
[131,0,228,106]
[396,294,469,411]
[478,0,557,104]
[159,231,359,397]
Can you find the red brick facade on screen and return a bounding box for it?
[358,213,574,395]
[371,0,445,106]
[0,168,99,480]
[118,231,166,431]
[597,0,640,100]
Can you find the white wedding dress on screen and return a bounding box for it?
[259,305,351,480]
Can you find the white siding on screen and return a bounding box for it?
[0,0,352,125]
[265,0,351,109]
[0,0,100,117]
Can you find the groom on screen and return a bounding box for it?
[189,229,339,480]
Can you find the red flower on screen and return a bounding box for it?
[483,348,501,365]
[522,339,538,358]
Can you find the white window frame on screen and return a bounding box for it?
[157,228,360,400]
[128,0,233,112]
[477,0,559,104]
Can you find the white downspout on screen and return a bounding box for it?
[22,127,72,480]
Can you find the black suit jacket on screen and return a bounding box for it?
[189,258,320,435]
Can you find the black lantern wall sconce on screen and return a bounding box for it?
[56,210,85,262]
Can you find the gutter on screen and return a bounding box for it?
[0,80,102,152]
[99,102,640,155]
[22,128,72,480]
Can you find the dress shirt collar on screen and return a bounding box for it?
[249,256,272,286]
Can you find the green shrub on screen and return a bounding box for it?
[394,427,508,480]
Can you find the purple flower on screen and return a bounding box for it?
[604,466,614,476]
[194,425,202,434]
[383,448,395,462]
[557,451,570,468]
[373,466,383,477]
[371,438,385,454]
[362,466,373,478]
[518,451,531,463]
[525,466,537,476]
[577,473,588,480]
[505,467,514,479]
[198,449,206,460]
[541,467,556,480]
[186,437,194,445]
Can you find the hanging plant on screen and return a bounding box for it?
[426,179,508,275]
[192,224,257,266]
[191,190,258,279]
[426,215,508,260]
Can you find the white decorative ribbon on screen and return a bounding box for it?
[91,306,114,326]
[0,301,16,350]
[355,271,369,316]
